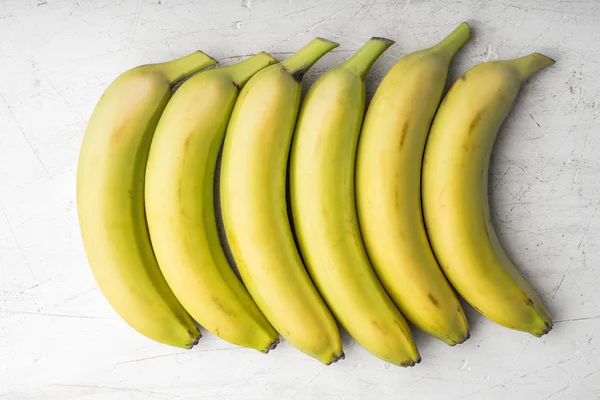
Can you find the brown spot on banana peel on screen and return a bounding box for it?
[371,320,384,334]
[398,121,409,150]
[525,297,535,307]
[183,134,193,151]
[468,111,483,136]
[428,293,440,308]
[212,296,234,317]
[462,111,484,151]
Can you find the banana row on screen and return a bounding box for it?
[77,22,553,367]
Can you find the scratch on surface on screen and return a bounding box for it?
[529,113,541,128]
[354,0,375,30]
[284,370,324,400]
[505,3,527,12]
[124,0,144,66]
[152,5,176,60]
[551,270,570,300]
[192,2,236,56]
[0,93,77,228]
[571,121,595,187]
[550,251,578,300]
[280,9,350,45]
[582,367,600,380]
[554,315,600,323]
[333,2,367,33]
[52,383,169,396]
[361,0,392,37]
[550,385,570,398]
[58,287,96,304]
[514,24,552,57]
[454,364,554,400]
[577,200,599,250]
[32,62,86,122]
[502,155,548,185]
[389,0,421,47]
[283,4,322,17]
[18,275,62,294]
[11,311,119,320]
[0,198,35,279]
[0,93,57,188]
[305,9,349,33]
[114,352,189,365]
[515,336,532,362]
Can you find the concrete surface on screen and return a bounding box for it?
[1,0,599,399]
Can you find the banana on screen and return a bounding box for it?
[220,38,343,365]
[290,38,420,366]
[77,52,217,348]
[144,53,280,352]
[355,23,470,345]
[422,53,554,336]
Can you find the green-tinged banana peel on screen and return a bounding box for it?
[220,38,344,365]
[77,52,217,348]
[422,52,555,337]
[291,37,422,366]
[145,52,280,353]
[356,23,471,346]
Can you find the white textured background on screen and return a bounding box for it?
[1,0,599,399]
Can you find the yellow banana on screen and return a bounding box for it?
[220,38,343,364]
[77,52,217,348]
[422,53,554,336]
[290,38,420,366]
[144,53,279,352]
[355,24,470,345]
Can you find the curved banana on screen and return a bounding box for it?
[290,38,420,366]
[145,53,280,352]
[422,53,554,336]
[355,23,470,345]
[220,38,343,364]
[77,52,217,348]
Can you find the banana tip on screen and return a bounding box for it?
[541,321,553,336]
[325,351,345,365]
[371,37,395,45]
[314,37,340,47]
[457,331,471,345]
[400,356,421,368]
[196,50,218,66]
[263,339,280,353]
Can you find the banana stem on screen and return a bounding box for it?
[432,22,471,60]
[281,37,339,81]
[226,52,279,88]
[509,53,555,82]
[342,37,394,79]
[157,51,218,84]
